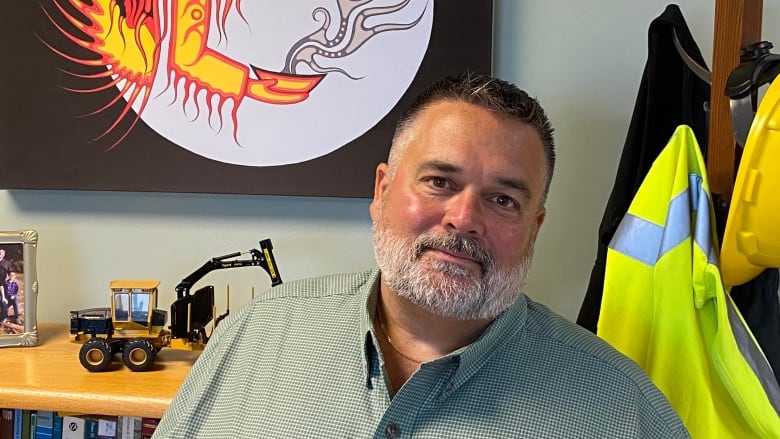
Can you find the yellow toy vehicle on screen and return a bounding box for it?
[69,239,282,372]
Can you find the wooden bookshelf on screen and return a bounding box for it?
[0,323,200,418]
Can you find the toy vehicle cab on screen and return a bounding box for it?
[110,280,167,327]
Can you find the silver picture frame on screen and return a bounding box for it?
[0,230,38,347]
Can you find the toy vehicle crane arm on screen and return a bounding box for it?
[174,239,282,299]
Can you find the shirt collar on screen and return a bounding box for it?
[357,268,529,388]
[359,268,382,387]
[448,293,528,388]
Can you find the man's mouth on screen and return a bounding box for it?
[426,247,479,264]
[415,234,494,276]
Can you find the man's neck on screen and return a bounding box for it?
[374,282,493,393]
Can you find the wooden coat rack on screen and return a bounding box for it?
[708,0,763,234]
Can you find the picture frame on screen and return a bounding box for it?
[0,230,38,347]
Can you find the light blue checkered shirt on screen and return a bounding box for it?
[154,269,689,438]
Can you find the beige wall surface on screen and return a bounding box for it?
[3,1,779,324]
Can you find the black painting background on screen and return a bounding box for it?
[0,1,492,198]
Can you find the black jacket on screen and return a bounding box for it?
[577,4,711,331]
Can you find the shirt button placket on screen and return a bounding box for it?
[384,422,401,439]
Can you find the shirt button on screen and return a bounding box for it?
[385,423,401,438]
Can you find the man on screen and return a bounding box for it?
[4,271,19,324]
[0,250,12,323]
[154,73,689,438]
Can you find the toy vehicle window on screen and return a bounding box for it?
[131,293,150,323]
[114,293,129,321]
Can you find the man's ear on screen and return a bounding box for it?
[535,207,546,229]
[532,207,546,239]
[369,163,390,221]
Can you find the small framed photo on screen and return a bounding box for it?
[0,230,38,347]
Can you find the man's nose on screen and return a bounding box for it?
[443,190,485,236]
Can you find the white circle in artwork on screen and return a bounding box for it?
[124,0,433,167]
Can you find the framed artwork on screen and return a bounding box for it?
[0,230,39,348]
[0,0,493,197]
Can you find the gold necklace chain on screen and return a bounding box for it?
[375,307,426,364]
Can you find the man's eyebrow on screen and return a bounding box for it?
[496,177,532,200]
[417,160,460,174]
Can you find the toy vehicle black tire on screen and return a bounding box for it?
[191,328,208,344]
[122,339,156,372]
[79,338,112,372]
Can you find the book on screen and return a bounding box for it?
[19,411,30,439]
[13,409,22,439]
[33,412,53,439]
[96,418,116,439]
[140,418,159,439]
[29,412,36,439]
[1,409,14,439]
[59,417,84,439]
[51,416,62,439]
[83,418,98,439]
[119,416,141,439]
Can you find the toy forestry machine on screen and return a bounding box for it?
[69,239,282,372]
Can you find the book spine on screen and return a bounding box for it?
[13,409,22,439]
[29,412,36,439]
[1,409,15,439]
[33,411,53,439]
[139,418,159,439]
[95,417,116,439]
[130,417,142,439]
[120,417,142,439]
[59,416,85,439]
[20,411,30,439]
[83,418,97,439]
[51,416,61,439]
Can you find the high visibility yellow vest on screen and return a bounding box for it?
[598,125,780,438]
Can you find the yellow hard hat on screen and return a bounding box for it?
[720,75,780,286]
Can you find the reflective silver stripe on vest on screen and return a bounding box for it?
[727,293,780,414]
[609,174,780,414]
[610,175,703,266]
[690,175,718,265]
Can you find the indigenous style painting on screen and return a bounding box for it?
[0,1,492,197]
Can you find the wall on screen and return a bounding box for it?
[3,1,778,324]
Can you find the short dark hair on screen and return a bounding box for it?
[390,72,555,205]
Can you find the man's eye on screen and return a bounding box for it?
[495,195,518,209]
[429,177,447,188]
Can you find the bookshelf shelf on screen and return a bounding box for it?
[0,323,199,418]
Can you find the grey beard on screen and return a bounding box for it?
[372,222,533,320]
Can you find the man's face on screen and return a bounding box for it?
[0,249,4,259]
[370,100,547,320]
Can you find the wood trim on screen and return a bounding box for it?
[708,0,762,232]
[0,323,199,418]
